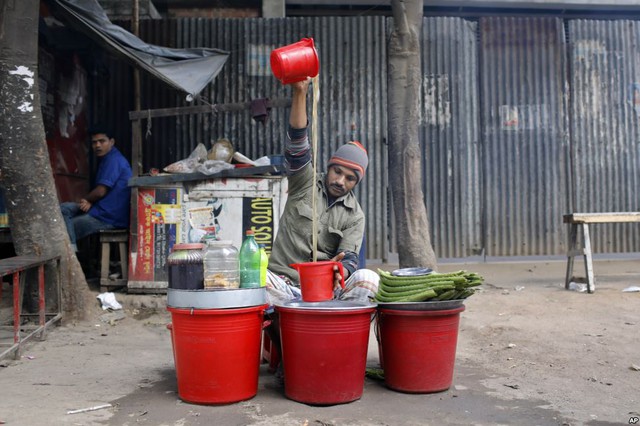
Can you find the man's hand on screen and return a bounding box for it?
[330,252,347,291]
[78,199,92,213]
[291,77,311,95]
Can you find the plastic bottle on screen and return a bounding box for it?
[202,237,239,289]
[259,244,269,287]
[239,230,261,288]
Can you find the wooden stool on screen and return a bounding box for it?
[261,330,280,373]
[99,229,129,292]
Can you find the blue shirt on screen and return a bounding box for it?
[88,147,132,228]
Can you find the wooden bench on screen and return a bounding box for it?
[0,255,62,360]
[563,212,640,293]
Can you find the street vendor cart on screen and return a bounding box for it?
[127,165,287,293]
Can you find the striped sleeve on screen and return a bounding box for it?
[285,125,311,174]
[340,250,359,277]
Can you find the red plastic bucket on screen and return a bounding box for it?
[167,305,266,404]
[378,306,465,393]
[270,38,319,85]
[277,303,375,405]
[290,261,344,302]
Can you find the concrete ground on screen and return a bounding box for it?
[0,257,639,426]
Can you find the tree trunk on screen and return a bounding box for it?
[0,0,97,321]
[388,0,437,269]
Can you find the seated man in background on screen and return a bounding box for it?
[60,124,132,253]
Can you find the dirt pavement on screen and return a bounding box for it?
[1,258,639,426]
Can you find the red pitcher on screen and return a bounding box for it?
[290,260,345,302]
[271,38,320,85]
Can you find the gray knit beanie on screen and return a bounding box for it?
[327,141,369,183]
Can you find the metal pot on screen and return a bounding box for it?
[277,300,377,310]
[167,287,266,309]
[376,299,464,311]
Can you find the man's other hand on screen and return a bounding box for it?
[78,199,92,212]
[330,252,347,291]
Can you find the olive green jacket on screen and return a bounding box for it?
[268,163,365,284]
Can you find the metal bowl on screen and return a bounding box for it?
[391,267,433,277]
[376,299,464,311]
[276,300,377,311]
[167,287,266,309]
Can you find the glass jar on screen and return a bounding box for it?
[167,243,205,290]
[203,239,240,289]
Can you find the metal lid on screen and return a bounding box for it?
[377,299,464,311]
[167,287,266,309]
[205,240,234,246]
[391,267,433,277]
[172,243,205,251]
[276,300,377,311]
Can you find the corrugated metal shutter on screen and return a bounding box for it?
[479,17,570,256]
[568,19,640,252]
[420,17,482,259]
[98,15,640,261]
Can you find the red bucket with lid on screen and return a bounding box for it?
[378,306,465,393]
[167,304,267,404]
[270,38,319,85]
[277,301,375,405]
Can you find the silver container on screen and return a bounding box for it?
[276,300,377,311]
[167,287,267,309]
[376,299,465,311]
[391,267,433,277]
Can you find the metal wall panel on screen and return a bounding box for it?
[419,17,482,259]
[568,20,640,253]
[128,17,389,260]
[479,17,570,256]
[98,15,640,261]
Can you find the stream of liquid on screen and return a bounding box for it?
[311,75,320,262]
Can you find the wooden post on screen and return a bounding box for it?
[132,0,142,176]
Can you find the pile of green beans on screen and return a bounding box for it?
[374,269,483,303]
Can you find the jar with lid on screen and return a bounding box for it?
[203,239,240,289]
[167,243,205,290]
